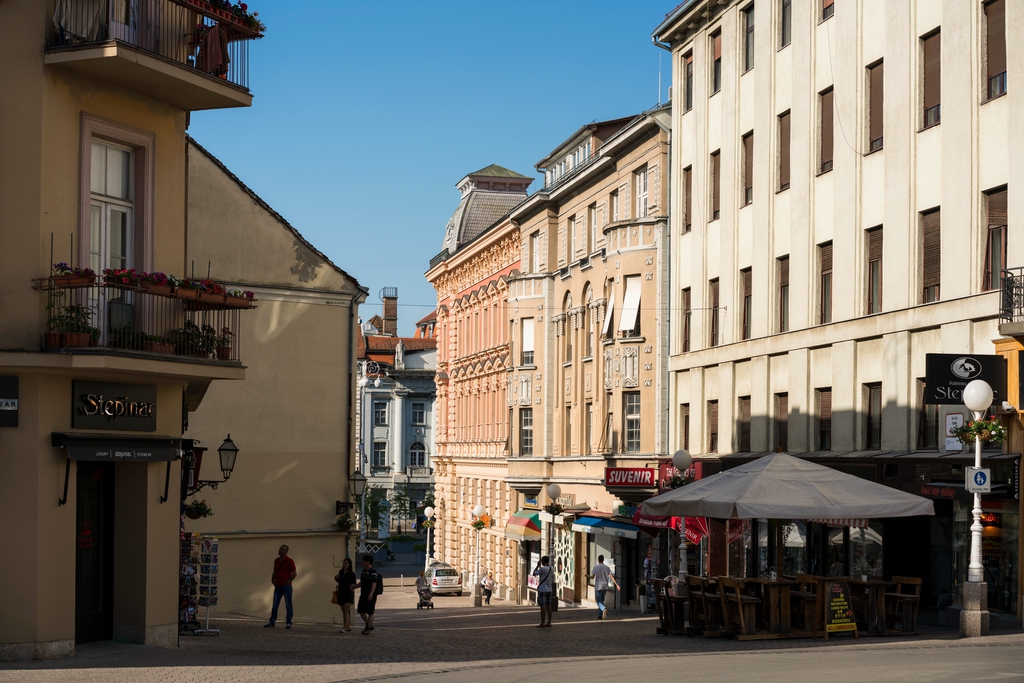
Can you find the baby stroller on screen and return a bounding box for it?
[416,585,434,609]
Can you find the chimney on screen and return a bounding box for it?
[381,287,398,336]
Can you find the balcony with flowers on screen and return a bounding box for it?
[45,0,265,110]
[37,263,255,365]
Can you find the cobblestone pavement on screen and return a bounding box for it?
[2,587,1023,682]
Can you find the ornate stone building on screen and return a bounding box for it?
[426,166,532,598]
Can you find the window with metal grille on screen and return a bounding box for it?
[778,256,790,332]
[711,150,721,220]
[775,393,788,451]
[742,132,754,205]
[819,242,833,324]
[779,111,791,190]
[682,287,692,352]
[921,210,941,303]
[711,31,722,93]
[738,396,751,452]
[865,383,882,449]
[683,166,692,232]
[817,388,832,450]
[684,52,694,111]
[709,278,720,347]
[822,0,834,20]
[409,442,426,467]
[923,31,941,128]
[412,402,426,425]
[682,403,690,451]
[708,400,719,453]
[866,227,883,314]
[984,188,1007,291]
[986,0,1006,99]
[916,379,938,450]
[743,5,755,72]
[372,441,387,467]
[741,268,752,340]
[780,0,791,47]
[868,61,884,151]
[373,401,388,425]
[520,408,534,456]
[820,88,834,173]
[624,392,641,452]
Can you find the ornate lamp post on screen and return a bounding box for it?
[672,449,692,583]
[545,483,561,608]
[471,504,486,606]
[423,505,435,571]
[961,379,993,637]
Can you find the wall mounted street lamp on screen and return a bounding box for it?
[349,470,368,539]
[672,449,692,582]
[184,435,240,500]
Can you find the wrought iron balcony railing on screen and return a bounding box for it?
[999,267,1024,324]
[38,277,253,363]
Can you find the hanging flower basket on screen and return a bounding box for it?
[185,499,214,519]
[951,418,1006,444]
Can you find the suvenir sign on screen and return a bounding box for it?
[604,467,657,487]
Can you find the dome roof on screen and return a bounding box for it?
[440,165,532,253]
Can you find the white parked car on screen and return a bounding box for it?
[425,562,463,596]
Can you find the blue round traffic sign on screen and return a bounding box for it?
[974,471,987,486]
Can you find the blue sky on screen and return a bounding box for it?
[190,1,674,331]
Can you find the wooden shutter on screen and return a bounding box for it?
[820,90,834,170]
[819,389,832,422]
[823,0,834,7]
[710,279,719,309]
[743,133,754,197]
[684,166,692,230]
[820,242,833,273]
[739,397,751,451]
[868,228,883,262]
[989,189,1008,226]
[708,401,719,434]
[743,269,752,297]
[922,210,941,291]
[779,112,791,188]
[779,256,790,287]
[869,63,884,145]
[711,151,721,216]
[714,32,722,60]
[776,394,789,450]
[987,0,1006,79]
[923,32,941,111]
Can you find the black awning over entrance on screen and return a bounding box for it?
[51,432,191,462]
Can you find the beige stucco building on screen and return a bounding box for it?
[654,0,1022,622]
[0,0,260,658]
[505,110,672,607]
[180,140,365,623]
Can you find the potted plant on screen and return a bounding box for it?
[141,272,175,296]
[332,514,354,531]
[61,304,98,347]
[224,288,255,309]
[142,334,175,354]
[103,267,145,287]
[175,279,201,300]
[195,279,227,304]
[215,327,234,360]
[51,262,96,287]
[185,499,214,519]
[951,417,1007,445]
[173,320,218,357]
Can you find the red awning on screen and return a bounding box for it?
[684,517,709,544]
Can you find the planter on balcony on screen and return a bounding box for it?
[175,288,200,301]
[64,333,92,347]
[52,275,95,288]
[198,291,226,304]
[223,294,252,309]
[143,341,176,354]
[215,347,232,361]
[142,283,175,297]
[45,333,62,348]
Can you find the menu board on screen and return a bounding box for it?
[824,579,857,634]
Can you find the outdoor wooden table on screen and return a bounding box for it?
[849,579,895,636]
[747,577,799,634]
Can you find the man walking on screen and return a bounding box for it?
[354,554,380,635]
[587,555,620,620]
[532,555,554,627]
[265,544,297,629]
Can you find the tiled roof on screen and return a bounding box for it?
[416,310,438,325]
[467,164,531,179]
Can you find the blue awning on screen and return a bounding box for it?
[571,516,639,539]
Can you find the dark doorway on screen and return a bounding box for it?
[76,462,115,644]
[883,515,931,593]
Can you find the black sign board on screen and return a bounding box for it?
[0,376,18,428]
[52,433,181,462]
[823,578,857,635]
[924,354,1007,405]
[72,381,157,432]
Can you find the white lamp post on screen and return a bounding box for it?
[472,503,485,606]
[423,505,435,571]
[545,483,560,607]
[672,449,692,584]
[961,379,993,637]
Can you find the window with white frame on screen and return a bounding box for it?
[624,392,641,452]
[530,231,540,273]
[412,402,426,425]
[409,441,426,467]
[89,140,134,274]
[372,442,388,467]
[373,401,388,425]
[588,203,597,252]
[635,166,649,218]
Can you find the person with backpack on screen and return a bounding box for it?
[532,556,554,627]
[354,554,382,635]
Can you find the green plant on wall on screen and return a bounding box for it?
[354,484,389,535]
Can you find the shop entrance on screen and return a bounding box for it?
[75,462,115,644]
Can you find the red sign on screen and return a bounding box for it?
[684,517,709,544]
[605,467,657,487]
[632,511,682,532]
[726,519,750,544]
[657,460,704,490]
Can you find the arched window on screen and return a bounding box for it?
[409,442,426,467]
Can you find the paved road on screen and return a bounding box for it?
[2,587,1022,682]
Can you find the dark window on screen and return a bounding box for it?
[741,268,753,340]
[867,227,883,314]
[819,242,833,324]
[984,189,1007,290]
[585,402,593,454]
[409,442,426,467]
[742,132,754,205]
[682,403,691,451]
[708,400,719,453]
[738,396,752,452]
[780,0,792,47]
[565,406,572,455]
[817,388,832,450]
[779,111,791,190]
[820,88,834,173]
[711,150,721,220]
[624,392,641,452]
[709,278,720,347]
[372,442,387,467]
[868,62,884,151]
[778,256,790,333]
[923,31,941,127]
[743,5,755,72]
[682,288,692,352]
[684,52,694,111]
[373,401,388,425]
[922,209,941,303]
[865,383,882,449]
[712,31,722,93]
[916,379,938,449]
[683,166,692,232]
[774,393,789,451]
[520,408,534,456]
[986,0,1007,99]
[822,0,834,20]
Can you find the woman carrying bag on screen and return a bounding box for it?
[335,558,357,633]
[481,572,496,605]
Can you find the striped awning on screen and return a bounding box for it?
[504,510,542,541]
[807,518,870,529]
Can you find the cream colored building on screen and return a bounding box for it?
[654,0,1022,621]
[182,139,366,623]
[0,0,259,658]
[505,110,672,607]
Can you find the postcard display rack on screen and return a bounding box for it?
[179,533,220,636]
